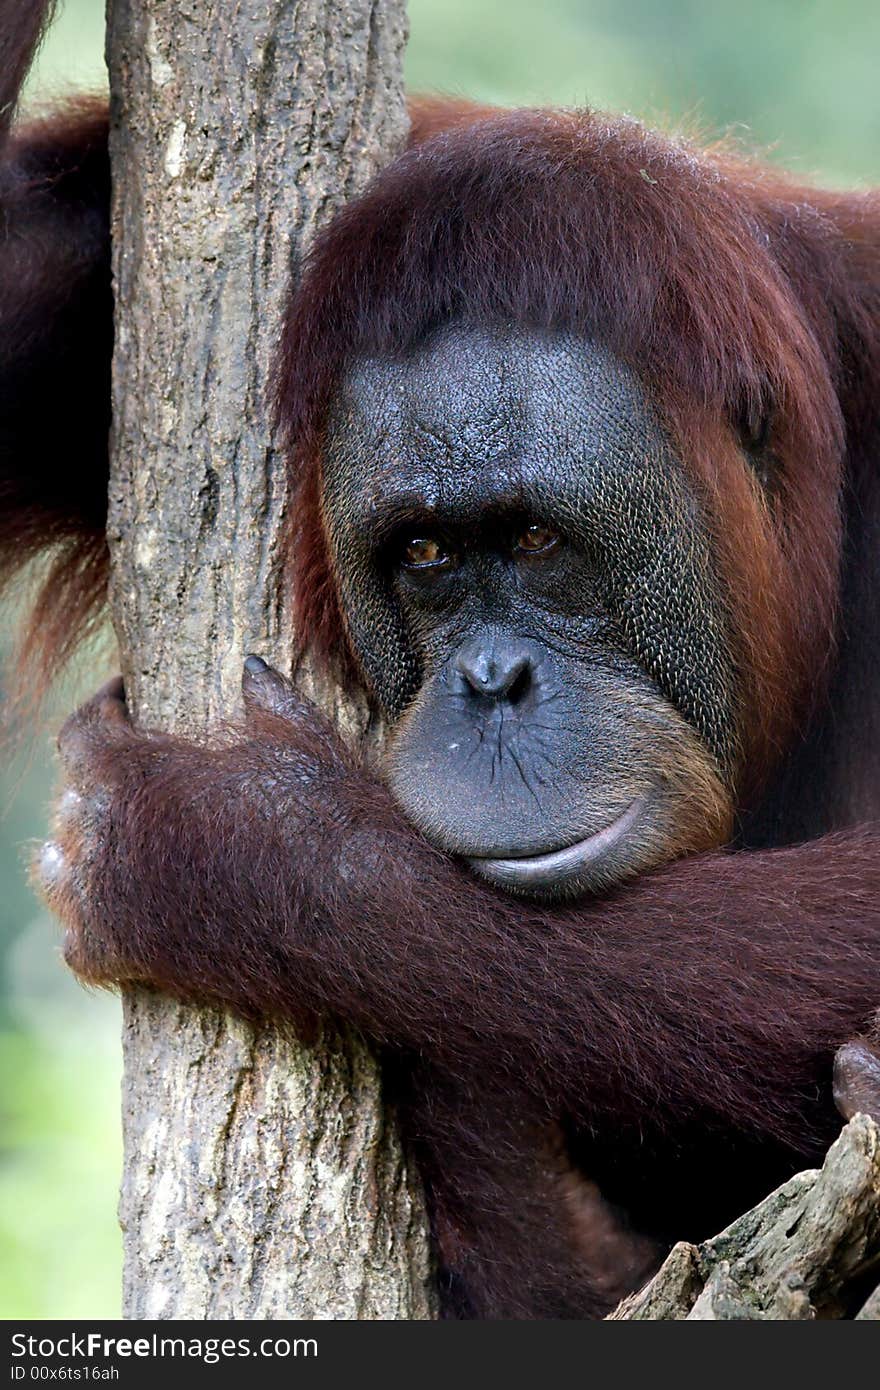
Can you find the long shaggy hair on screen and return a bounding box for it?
[274,102,880,786]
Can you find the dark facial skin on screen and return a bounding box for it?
[322,323,737,898]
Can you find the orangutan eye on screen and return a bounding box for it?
[401,536,452,569]
[516,524,559,555]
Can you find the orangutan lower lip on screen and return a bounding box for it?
[466,797,646,889]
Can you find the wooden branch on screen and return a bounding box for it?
[610,1115,880,1320]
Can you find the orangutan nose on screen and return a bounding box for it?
[454,638,534,704]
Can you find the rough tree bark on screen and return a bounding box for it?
[105,0,435,1318]
[610,1115,880,1320]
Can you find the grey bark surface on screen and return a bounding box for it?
[609,1115,880,1320]
[105,0,435,1319]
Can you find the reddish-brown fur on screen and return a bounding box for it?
[3,3,880,1319]
[5,91,879,781]
[0,93,111,713]
[277,103,880,786]
[46,683,880,1316]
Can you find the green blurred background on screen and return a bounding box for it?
[2,0,878,1320]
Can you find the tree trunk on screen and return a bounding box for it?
[105,0,435,1319]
